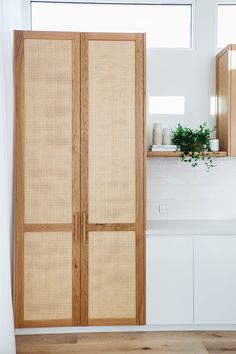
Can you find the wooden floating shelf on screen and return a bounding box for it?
[147,151,228,157]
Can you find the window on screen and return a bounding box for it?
[218,4,236,48]
[31,2,193,48]
[149,96,185,114]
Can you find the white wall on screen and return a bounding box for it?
[147,0,236,221]
[147,0,217,142]
[147,157,236,220]
[0,0,29,351]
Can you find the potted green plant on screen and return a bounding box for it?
[172,123,215,170]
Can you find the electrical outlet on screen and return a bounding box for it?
[159,204,168,213]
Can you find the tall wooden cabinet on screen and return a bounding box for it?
[216,44,236,156]
[13,31,146,328]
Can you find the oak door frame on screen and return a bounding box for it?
[13,30,81,328]
[216,45,231,156]
[80,32,146,326]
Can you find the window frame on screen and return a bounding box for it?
[29,0,196,50]
[217,1,236,49]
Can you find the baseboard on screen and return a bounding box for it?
[15,324,236,335]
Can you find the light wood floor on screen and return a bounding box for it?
[16,331,236,354]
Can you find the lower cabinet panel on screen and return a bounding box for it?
[194,236,236,324]
[88,231,136,321]
[146,236,193,325]
[24,232,72,322]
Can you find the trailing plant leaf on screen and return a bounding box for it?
[172,122,215,170]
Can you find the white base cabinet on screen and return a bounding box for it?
[147,236,193,325]
[194,237,236,324]
[147,233,236,326]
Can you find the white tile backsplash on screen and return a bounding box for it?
[147,157,236,220]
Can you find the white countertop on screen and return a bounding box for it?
[146,220,236,236]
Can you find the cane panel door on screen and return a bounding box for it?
[14,31,80,328]
[80,33,146,326]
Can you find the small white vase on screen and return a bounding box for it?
[209,139,219,152]
[162,127,172,145]
[153,123,163,145]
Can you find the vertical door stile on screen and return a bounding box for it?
[72,32,81,326]
[80,33,89,326]
[135,34,146,325]
[13,30,25,328]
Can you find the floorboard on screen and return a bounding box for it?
[16,331,236,354]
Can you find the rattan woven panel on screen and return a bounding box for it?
[24,232,72,321]
[88,41,136,224]
[24,39,72,224]
[88,231,136,319]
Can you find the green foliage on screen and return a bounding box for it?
[172,122,215,170]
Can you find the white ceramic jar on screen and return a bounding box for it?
[153,123,163,145]
[162,127,172,145]
[209,139,219,152]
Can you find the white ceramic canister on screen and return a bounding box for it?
[162,127,172,145]
[209,139,219,152]
[153,123,163,145]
